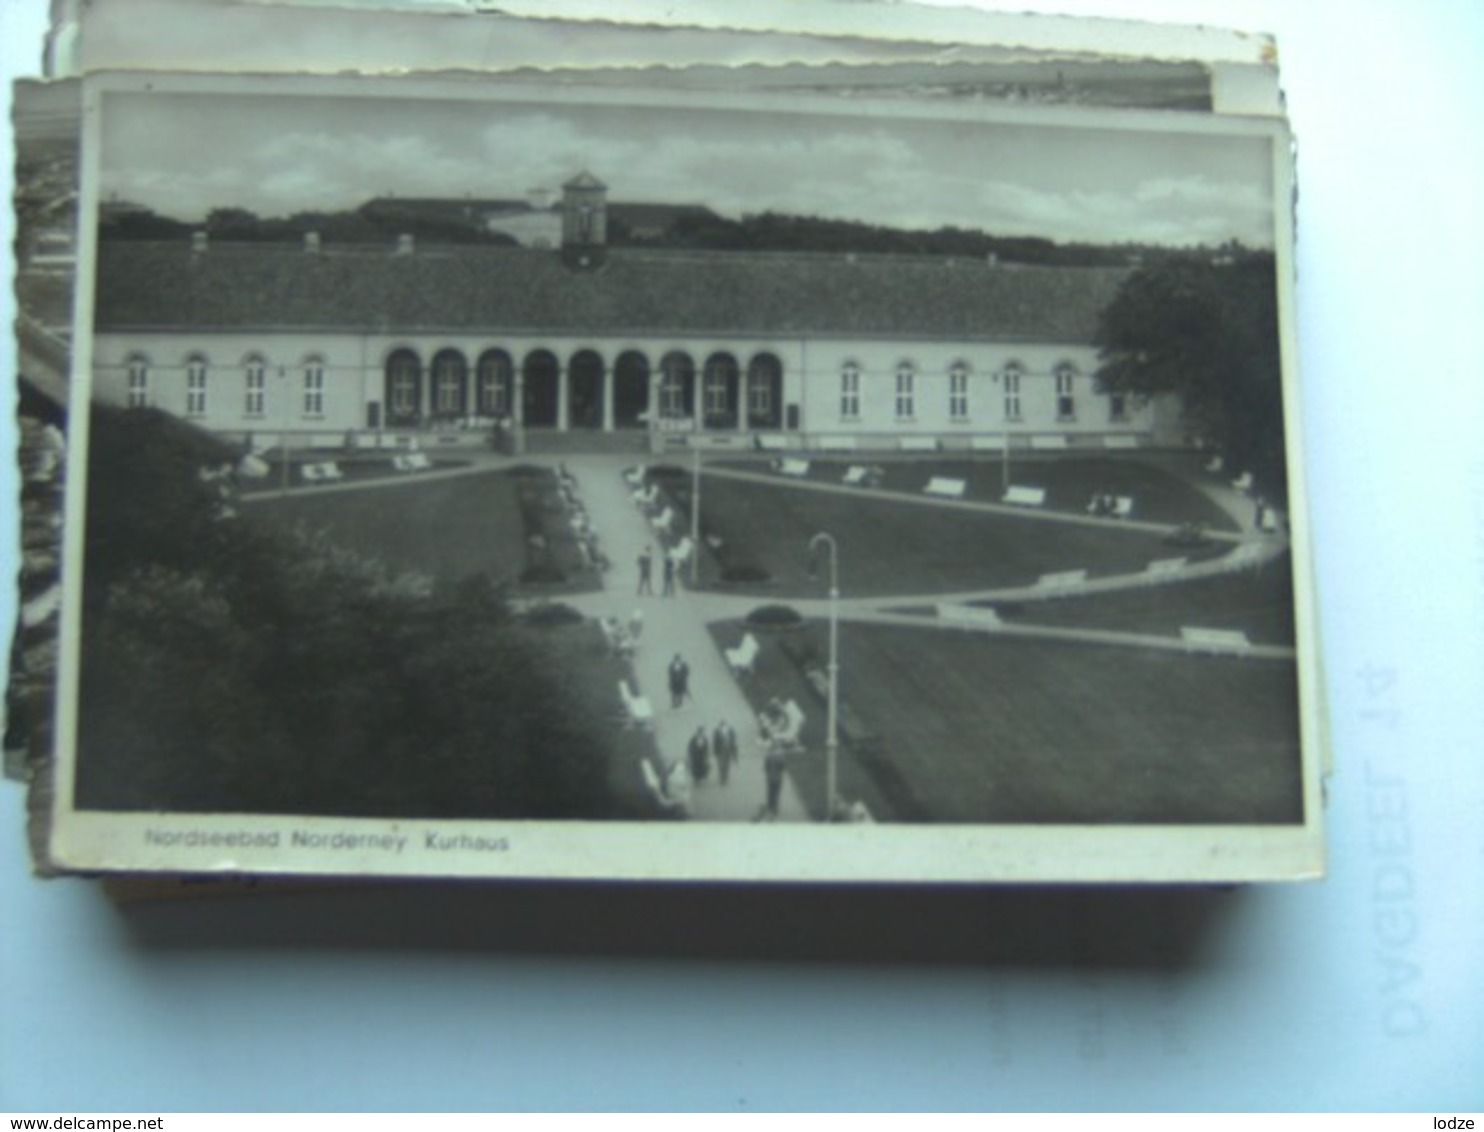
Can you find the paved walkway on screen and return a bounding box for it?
[557,456,809,824]
[246,447,1292,818]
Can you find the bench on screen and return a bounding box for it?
[623,466,646,487]
[393,452,432,473]
[600,617,634,659]
[1031,435,1068,450]
[1086,494,1133,519]
[924,476,966,499]
[618,679,654,729]
[725,632,760,676]
[1231,472,1253,492]
[1002,485,1046,507]
[631,483,659,508]
[1036,568,1088,589]
[1180,626,1252,653]
[934,602,1001,630]
[650,506,675,533]
[1203,454,1225,473]
[899,437,938,452]
[1260,509,1280,533]
[842,465,869,486]
[668,537,695,565]
[1145,556,1188,577]
[298,463,324,484]
[760,698,806,753]
[775,458,810,477]
[642,760,689,816]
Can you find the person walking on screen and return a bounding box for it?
[688,726,711,784]
[757,745,787,822]
[627,607,644,648]
[713,719,738,786]
[662,552,677,597]
[637,547,654,596]
[667,653,690,710]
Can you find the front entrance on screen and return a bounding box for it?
[613,350,651,429]
[522,350,560,428]
[568,350,605,430]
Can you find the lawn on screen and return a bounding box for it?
[711,618,1304,825]
[663,471,1226,598]
[997,554,1298,646]
[247,468,600,593]
[713,453,1239,530]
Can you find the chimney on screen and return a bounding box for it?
[304,231,321,254]
[395,233,414,256]
[191,230,208,254]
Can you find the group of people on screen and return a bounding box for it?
[683,720,739,786]
[636,544,679,597]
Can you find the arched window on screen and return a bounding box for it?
[839,361,861,421]
[1002,362,1023,421]
[243,354,266,417]
[658,351,695,420]
[430,349,468,418]
[1055,363,1077,421]
[185,354,209,417]
[475,349,513,418]
[303,355,326,417]
[948,360,970,422]
[746,353,783,428]
[125,354,150,409]
[385,349,421,424]
[894,361,916,420]
[702,352,739,428]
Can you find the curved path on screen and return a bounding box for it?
[248,447,1294,820]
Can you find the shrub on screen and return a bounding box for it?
[521,602,585,627]
[721,563,772,584]
[520,562,568,585]
[746,603,803,628]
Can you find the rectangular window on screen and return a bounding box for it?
[186,362,207,416]
[1109,392,1128,422]
[895,369,915,420]
[705,374,728,417]
[1003,371,1021,421]
[748,376,771,418]
[245,364,265,416]
[840,367,860,420]
[303,363,325,417]
[1056,369,1076,421]
[660,375,687,418]
[949,368,969,421]
[127,361,149,409]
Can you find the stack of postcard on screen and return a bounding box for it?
[7,0,1327,884]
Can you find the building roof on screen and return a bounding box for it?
[93,241,1128,345]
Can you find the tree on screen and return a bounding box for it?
[1095,250,1288,502]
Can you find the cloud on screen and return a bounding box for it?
[101,94,1275,247]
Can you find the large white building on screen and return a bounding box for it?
[91,173,1180,452]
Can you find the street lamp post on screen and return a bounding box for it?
[690,441,702,587]
[809,531,840,823]
[278,366,290,496]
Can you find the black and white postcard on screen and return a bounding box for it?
[42,68,1324,882]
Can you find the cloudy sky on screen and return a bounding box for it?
[99,86,1278,248]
